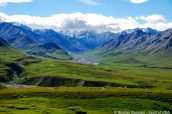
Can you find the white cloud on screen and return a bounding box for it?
[139,15,166,23]
[77,0,102,6]
[0,0,32,7]
[0,12,171,33]
[129,0,149,4]
[136,14,172,31]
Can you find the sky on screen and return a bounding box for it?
[0,0,172,32]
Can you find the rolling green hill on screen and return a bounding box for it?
[0,37,41,82]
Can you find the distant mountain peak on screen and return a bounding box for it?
[121,27,158,35]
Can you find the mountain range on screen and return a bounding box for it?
[0,22,171,61]
[0,22,113,53]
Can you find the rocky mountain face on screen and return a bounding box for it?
[101,28,172,53]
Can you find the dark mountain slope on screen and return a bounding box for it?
[0,37,8,47]
[38,42,62,50]
[27,42,72,60]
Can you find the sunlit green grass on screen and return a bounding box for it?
[0,87,172,114]
[0,46,41,81]
[23,59,172,89]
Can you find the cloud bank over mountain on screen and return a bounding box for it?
[0,12,171,33]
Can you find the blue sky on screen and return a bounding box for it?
[0,0,172,20]
[0,0,171,32]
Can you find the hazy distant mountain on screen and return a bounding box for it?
[71,30,114,50]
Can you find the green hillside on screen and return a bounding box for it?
[0,39,41,82]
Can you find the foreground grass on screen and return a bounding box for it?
[0,87,172,114]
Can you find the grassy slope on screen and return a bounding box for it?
[0,46,24,81]
[79,48,172,67]
[22,60,172,89]
[0,87,172,114]
[0,45,41,81]
[100,50,172,68]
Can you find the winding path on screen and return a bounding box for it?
[0,83,36,88]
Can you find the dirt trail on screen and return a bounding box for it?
[0,83,36,88]
[35,76,45,86]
